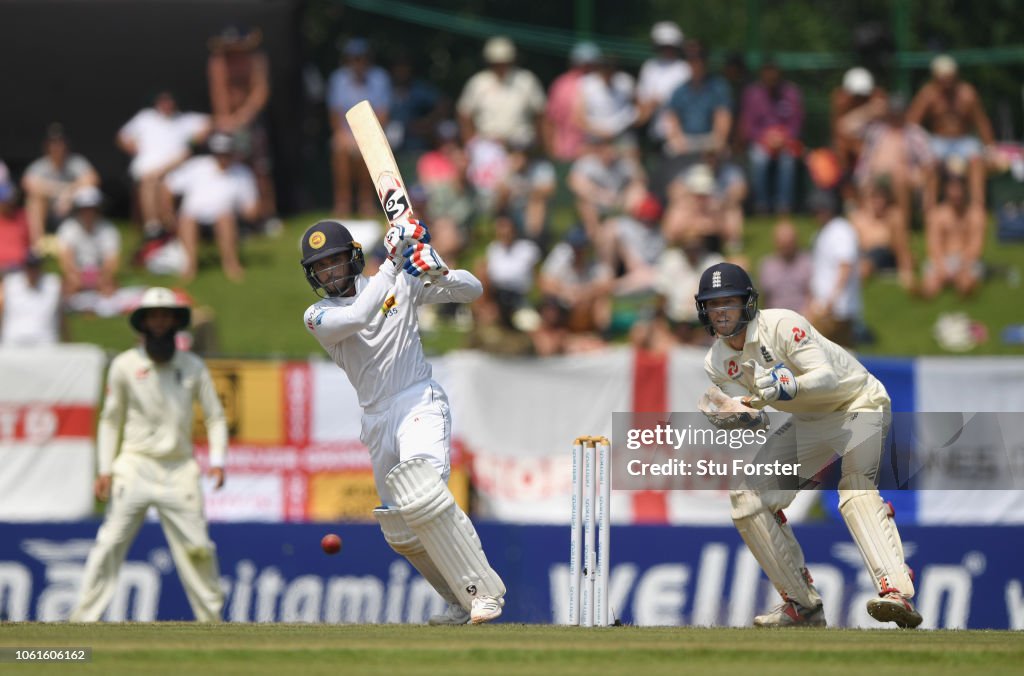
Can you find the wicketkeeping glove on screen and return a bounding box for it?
[402,242,449,278]
[384,218,430,261]
[754,363,798,403]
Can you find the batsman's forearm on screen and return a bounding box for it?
[427,269,483,303]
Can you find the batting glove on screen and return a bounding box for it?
[402,242,449,278]
[754,363,798,402]
[384,218,430,261]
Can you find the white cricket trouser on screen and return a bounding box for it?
[71,453,223,622]
[360,379,452,507]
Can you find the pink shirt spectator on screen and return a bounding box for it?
[417,150,460,187]
[547,69,586,160]
[740,81,804,150]
[759,251,813,313]
[0,208,30,272]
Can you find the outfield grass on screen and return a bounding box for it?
[3,623,1022,675]
[63,210,1024,359]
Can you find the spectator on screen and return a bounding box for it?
[758,220,812,312]
[0,252,64,347]
[575,54,638,149]
[546,42,601,162]
[538,227,614,335]
[663,163,740,255]
[849,180,914,289]
[0,163,30,273]
[854,95,935,233]
[636,21,690,149]
[416,121,473,264]
[495,141,557,245]
[21,124,100,244]
[388,52,445,153]
[740,58,804,214]
[567,135,647,260]
[806,190,860,346]
[831,67,886,176]
[457,37,546,149]
[907,54,995,208]
[207,24,279,230]
[56,186,121,300]
[164,132,258,282]
[662,42,732,159]
[477,211,542,328]
[327,37,392,216]
[722,51,750,154]
[921,166,986,298]
[117,91,211,237]
[607,194,664,296]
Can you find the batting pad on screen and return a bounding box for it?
[385,459,506,608]
[838,475,915,597]
[731,490,821,609]
[374,507,461,608]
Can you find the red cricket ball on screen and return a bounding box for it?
[321,533,342,555]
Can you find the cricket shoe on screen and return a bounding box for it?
[469,596,504,624]
[753,599,827,627]
[428,603,471,626]
[867,591,922,628]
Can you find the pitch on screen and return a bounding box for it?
[4,623,1021,675]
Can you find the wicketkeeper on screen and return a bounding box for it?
[695,262,921,628]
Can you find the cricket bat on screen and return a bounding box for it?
[345,100,416,230]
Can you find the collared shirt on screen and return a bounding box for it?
[457,68,546,146]
[327,66,392,119]
[666,75,732,135]
[739,81,804,144]
[704,308,889,416]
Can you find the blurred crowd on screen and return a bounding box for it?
[0,20,1015,353]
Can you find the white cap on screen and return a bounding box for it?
[483,36,516,64]
[130,287,191,333]
[651,21,684,47]
[685,164,715,196]
[931,54,957,78]
[842,67,874,96]
[72,185,103,209]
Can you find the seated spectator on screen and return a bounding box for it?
[164,132,258,282]
[633,229,723,351]
[388,51,445,153]
[495,141,557,246]
[567,136,647,261]
[854,95,935,233]
[546,42,601,162]
[758,220,812,312]
[921,167,986,299]
[607,194,664,296]
[636,21,690,151]
[21,124,100,244]
[662,42,732,159]
[739,58,804,214]
[831,67,886,176]
[0,252,64,346]
[327,37,391,216]
[0,164,30,273]
[476,211,542,328]
[849,180,914,289]
[117,91,210,237]
[529,296,607,357]
[538,227,614,335]
[908,54,994,208]
[575,54,638,150]
[663,164,740,255]
[417,121,473,263]
[806,190,861,346]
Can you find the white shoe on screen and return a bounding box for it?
[428,603,471,626]
[753,598,826,627]
[469,596,504,624]
[867,591,922,628]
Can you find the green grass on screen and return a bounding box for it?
[3,623,1022,675]
[63,210,1024,359]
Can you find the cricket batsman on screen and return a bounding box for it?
[695,262,921,628]
[300,218,505,625]
[72,287,227,622]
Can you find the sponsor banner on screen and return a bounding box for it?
[1,522,1020,629]
[0,345,105,521]
[195,360,287,444]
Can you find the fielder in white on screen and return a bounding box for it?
[71,288,227,622]
[695,262,922,628]
[300,218,505,625]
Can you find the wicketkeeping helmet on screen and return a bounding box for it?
[129,287,191,333]
[694,262,759,337]
[300,220,365,297]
